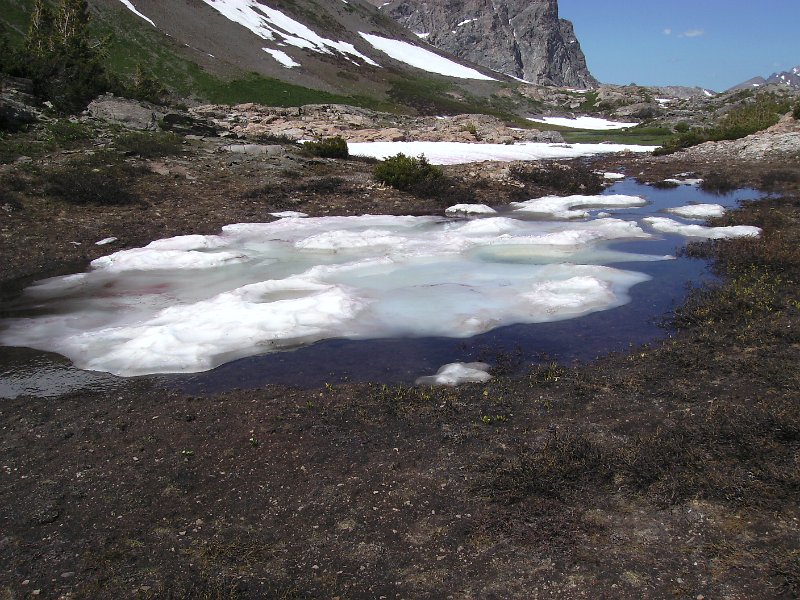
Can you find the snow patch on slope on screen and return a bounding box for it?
[199,0,379,66]
[117,0,155,26]
[358,32,496,80]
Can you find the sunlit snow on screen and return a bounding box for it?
[263,48,301,68]
[527,116,638,130]
[664,178,703,186]
[117,0,155,26]
[348,141,657,165]
[665,204,725,219]
[643,217,760,239]
[1,214,669,376]
[358,33,495,80]
[199,0,379,65]
[445,204,497,216]
[415,362,492,386]
[512,194,647,220]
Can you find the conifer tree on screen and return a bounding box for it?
[19,0,115,113]
[25,0,56,56]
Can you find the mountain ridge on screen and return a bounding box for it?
[729,65,800,91]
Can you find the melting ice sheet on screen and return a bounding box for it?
[0,214,670,377]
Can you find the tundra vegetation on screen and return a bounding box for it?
[655,92,793,155]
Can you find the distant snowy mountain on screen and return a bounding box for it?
[729,66,800,91]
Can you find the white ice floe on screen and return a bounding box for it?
[643,217,761,239]
[527,116,638,130]
[445,204,497,216]
[512,194,647,220]
[665,204,725,219]
[602,172,626,180]
[117,0,155,26]
[415,362,492,386]
[200,0,379,65]
[263,48,301,68]
[358,32,495,80]
[664,178,703,186]
[348,141,657,165]
[1,214,664,376]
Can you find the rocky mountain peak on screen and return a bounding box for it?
[729,65,800,91]
[376,0,597,87]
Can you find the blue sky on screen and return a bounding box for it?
[559,0,800,91]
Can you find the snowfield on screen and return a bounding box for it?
[528,116,638,130]
[348,141,658,165]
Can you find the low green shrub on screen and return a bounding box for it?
[47,120,94,147]
[114,131,184,158]
[373,153,445,196]
[793,100,800,120]
[125,63,168,105]
[303,136,349,159]
[44,152,145,205]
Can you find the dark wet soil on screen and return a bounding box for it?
[1,129,799,599]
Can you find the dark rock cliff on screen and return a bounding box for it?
[379,0,597,87]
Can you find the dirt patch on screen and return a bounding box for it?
[0,131,798,598]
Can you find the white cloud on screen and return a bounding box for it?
[679,29,705,38]
[663,28,672,35]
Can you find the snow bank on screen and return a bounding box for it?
[527,116,638,130]
[348,141,658,165]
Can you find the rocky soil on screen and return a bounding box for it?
[1,98,799,599]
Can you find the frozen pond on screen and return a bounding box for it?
[0,181,762,397]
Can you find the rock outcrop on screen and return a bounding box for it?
[379,0,596,87]
[191,103,565,144]
[674,112,800,161]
